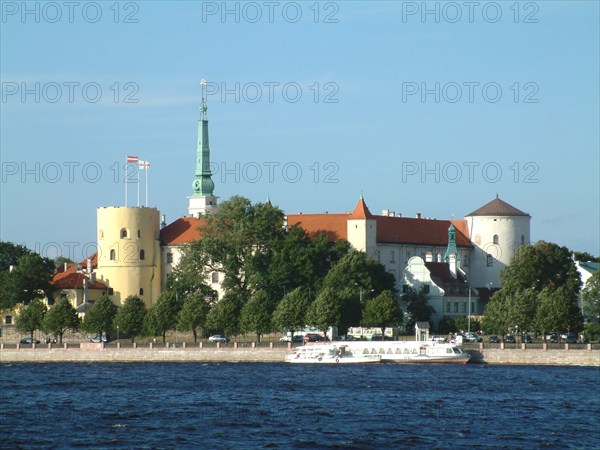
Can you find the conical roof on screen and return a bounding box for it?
[349,197,374,219]
[467,196,529,217]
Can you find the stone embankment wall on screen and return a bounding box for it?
[467,343,600,366]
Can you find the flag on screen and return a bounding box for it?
[139,160,150,170]
[127,155,139,163]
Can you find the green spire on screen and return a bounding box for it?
[444,224,460,262]
[191,79,215,196]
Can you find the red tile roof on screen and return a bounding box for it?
[160,217,205,245]
[349,198,374,219]
[376,217,471,247]
[52,271,106,290]
[287,214,348,241]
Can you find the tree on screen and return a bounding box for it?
[54,255,74,270]
[535,287,583,336]
[177,292,210,343]
[81,295,118,339]
[42,299,80,344]
[239,290,275,342]
[581,271,600,322]
[272,287,311,336]
[437,316,458,334]
[362,290,402,336]
[305,287,342,334]
[0,243,55,310]
[573,251,600,263]
[15,299,47,342]
[114,295,146,343]
[402,287,434,333]
[145,292,182,344]
[205,291,243,336]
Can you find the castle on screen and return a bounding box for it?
[50,90,531,327]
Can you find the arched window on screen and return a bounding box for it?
[99,229,104,239]
[521,235,525,245]
[137,229,141,238]
[110,249,116,261]
[139,288,144,295]
[493,235,499,245]
[140,250,145,260]
[487,254,493,267]
[211,272,219,283]
[120,228,128,239]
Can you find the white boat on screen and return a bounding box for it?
[337,340,471,364]
[285,344,382,364]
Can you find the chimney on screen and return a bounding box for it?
[426,252,433,262]
[449,253,457,278]
[389,211,395,217]
[63,262,68,272]
[416,213,421,219]
[382,209,389,216]
[90,272,96,284]
[87,258,92,273]
[397,213,402,217]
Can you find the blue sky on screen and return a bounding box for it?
[1,1,599,261]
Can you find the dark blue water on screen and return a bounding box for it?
[1,363,599,449]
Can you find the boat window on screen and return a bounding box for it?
[447,348,453,354]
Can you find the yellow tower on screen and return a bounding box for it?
[95,206,162,307]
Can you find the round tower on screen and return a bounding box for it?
[95,206,161,307]
[465,196,531,289]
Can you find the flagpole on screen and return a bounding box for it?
[145,164,149,207]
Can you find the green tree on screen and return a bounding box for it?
[362,290,402,336]
[15,299,47,342]
[402,287,435,333]
[81,295,118,339]
[437,316,458,334]
[0,248,55,310]
[305,287,342,334]
[145,292,182,344]
[581,271,600,322]
[239,290,274,342]
[54,255,74,270]
[205,291,243,336]
[272,287,311,336]
[573,251,600,263]
[177,292,210,343]
[114,295,146,343]
[535,286,583,336]
[42,299,80,344]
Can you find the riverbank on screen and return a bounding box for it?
[1,344,599,365]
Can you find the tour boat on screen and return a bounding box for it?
[284,344,382,364]
[338,340,471,364]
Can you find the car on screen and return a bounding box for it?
[548,334,558,343]
[19,337,40,345]
[564,333,577,344]
[279,335,291,342]
[304,333,326,343]
[522,334,533,344]
[488,335,500,343]
[463,332,483,343]
[504,335,516,344]
[208,335,229,343]
[91,334,108,343]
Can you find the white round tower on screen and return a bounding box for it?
[465,196,531,289]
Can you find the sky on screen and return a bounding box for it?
[1,1,599,262]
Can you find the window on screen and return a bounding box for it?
[166,253,173,264]
[99,229,104,239]
[423,285,430,294]
[140,250,145,260]
[445,302,450,313]
[376,250,380,262]
[471,301,475,314]
[390,250,395,263]
[521,235,525,245]
[110,249,116,261]
[139,288,144,296]
[211,272,219,283]
[487,254,493,267]
[120,228,128,239]
[405,251,412,262]
[454,302,458,313]
[462,302,466,313]
[493,234,499,245]
[402,284,409,294]
[5,316,12,325]
[47,296,55,306]
[137,229,141,238]
[108,288,114,296]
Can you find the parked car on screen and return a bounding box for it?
[463,332,483,343]
[504,335,516,344]
[564,333,577,344]
[488,335,500,343]
[548,334,558,343]
[91,334,108,343]
[19,337,40,344]
[304,333,326,343]
[522,334,533,343]
[208,335,229,343]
